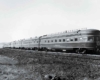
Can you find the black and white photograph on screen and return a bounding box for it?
[0,0,100,80]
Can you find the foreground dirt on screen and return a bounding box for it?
[0,48,100,80]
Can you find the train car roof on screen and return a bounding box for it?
[41,29,100,38]
[78,29,100,34]
[80,29,100,32]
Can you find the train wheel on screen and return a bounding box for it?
[76,48,86,54]
[76,49,80,54]
[51,49,55,52]
[96,48,100,54]
[81,49,86,54]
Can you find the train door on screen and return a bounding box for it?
[96,36,100,46]
[38,36,42,49]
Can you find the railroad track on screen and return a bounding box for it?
[14,49,100,60]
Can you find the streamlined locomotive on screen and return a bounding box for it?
[3,29,100,53]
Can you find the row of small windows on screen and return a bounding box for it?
[44,37,94,43]
[44,38,77,43]
[22,38,76,43]
[22,37,93,43]
[11,37,94,44]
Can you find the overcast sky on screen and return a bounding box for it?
[0,0,100,42]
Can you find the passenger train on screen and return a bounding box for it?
[3,29,100,54]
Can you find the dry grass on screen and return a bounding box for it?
[0,48,100,80]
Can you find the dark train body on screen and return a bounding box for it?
[3,29,100,53]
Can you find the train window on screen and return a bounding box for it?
[59,39,61,42]
[63,39,65,42]
[79,38,83,40]
[45,40,46,42]
[70,39,73,41]
[51,40,53,42]
[81,37,87,41]
[75,38,78,41]
[48,40,49,43]
[66,39,70,42]
[88,37,94,41]
[55,40,57,42]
